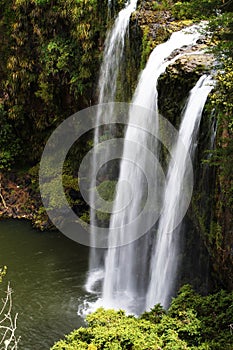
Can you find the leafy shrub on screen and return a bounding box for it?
[51,286,233,350]
[168,285,233,349]
[172,0,223,20]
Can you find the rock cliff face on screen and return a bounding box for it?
[0,172,50,230]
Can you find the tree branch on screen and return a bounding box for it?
[0,284,20,349]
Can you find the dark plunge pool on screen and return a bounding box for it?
[0,219,90,349]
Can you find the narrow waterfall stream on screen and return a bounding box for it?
[101,25,206,314]
[86,0,138,293]
[146,75,214,310]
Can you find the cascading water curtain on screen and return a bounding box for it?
[101,24,207,314]
[146,75,214,310]
[86,0,138,294]
[85,15,213,315]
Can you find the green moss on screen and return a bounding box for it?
[210,221,223,250]
[95,180,117,223]
[140,26,153,69]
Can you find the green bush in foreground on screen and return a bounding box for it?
[51,285,233,350]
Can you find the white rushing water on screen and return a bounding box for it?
[86,0,138,294]
[146,75,214,310]
[102,25,205,313]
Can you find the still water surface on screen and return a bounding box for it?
[0,219,90,349]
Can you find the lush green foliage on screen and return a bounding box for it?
[51,285,233,350]
[204,6,233,269]
[0,0,109,164]
[0,104,22,170]
[168,285,233,349]
[209,59,233,191]
[171,0,223,20]
[147,0,228,19]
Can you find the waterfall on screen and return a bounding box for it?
[102,25,205,314]
[146,75,214,310]
[85,0,138,294]
[97,0,138,106]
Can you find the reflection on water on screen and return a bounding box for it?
[0,220,89,349]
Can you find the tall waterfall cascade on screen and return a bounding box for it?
[86,0,138,294]
[84,15,214,314]
[101,25,206,314]
[146,75,214,310]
